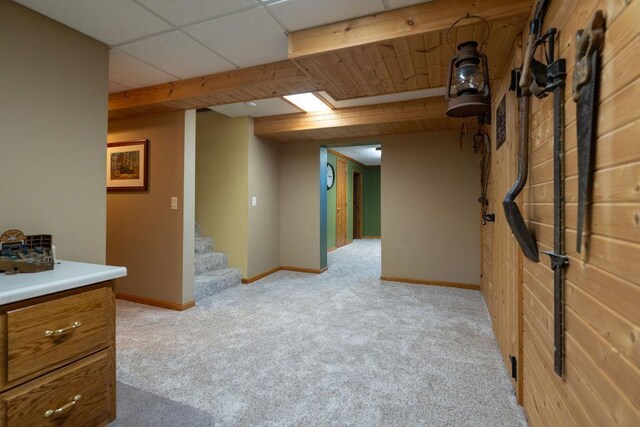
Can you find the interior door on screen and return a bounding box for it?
[336,158,347,247]
[353,172,363,239]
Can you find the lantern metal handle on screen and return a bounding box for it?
[446,14,490,52]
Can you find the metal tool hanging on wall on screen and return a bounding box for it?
[474,130,495,224]
[520,0,569,376]
[503,0,551,263]
[573,11,605,253]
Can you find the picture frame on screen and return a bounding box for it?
[107,140,148,192]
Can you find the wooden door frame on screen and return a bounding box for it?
[335,158,347,247]
[353,171,363,239]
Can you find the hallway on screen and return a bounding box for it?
[115,239,525,426]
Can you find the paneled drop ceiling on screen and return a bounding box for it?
[14,0,533,142]
[14,0,431,92]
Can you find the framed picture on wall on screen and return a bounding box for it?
[107,140,148,192]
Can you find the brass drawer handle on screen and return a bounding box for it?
[44,394,82,418]
[44,321,82,337]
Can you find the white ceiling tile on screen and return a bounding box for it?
[209,98,302,118]
[185,8,288,68]
[13,0,171,45]
[109,81,131,93]
[331,145,381,166]
[267,0,385,32]
[119,31,233,79]
[136,0,259,26]
[109,49,176,89]
[385,0,434,9]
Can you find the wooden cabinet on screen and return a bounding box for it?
[0,282,115,426]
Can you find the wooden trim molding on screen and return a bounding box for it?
[242,267,281,284]
[281,266,328,274]
[327,246,338,252]
[116,293,195,311]
[242,265,328,284]
[327,149,366,168]
[364,235,381,239]
[381,276,480,291]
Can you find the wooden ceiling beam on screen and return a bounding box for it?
[288,0,532,59]
[108,60,317,117]
[254,97,455,141]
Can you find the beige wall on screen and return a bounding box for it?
[248,124,281,278]
[196,111,249,277]
[0,0,108,263]
[107,111,190,304]
[280,143,321,270]
[381,131,480,285]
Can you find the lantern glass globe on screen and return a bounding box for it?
[455,64,482,94]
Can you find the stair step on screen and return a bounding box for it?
[194,268,242,301]
[194,252,227,274]
[194,237,214,254]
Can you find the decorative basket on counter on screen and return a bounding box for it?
[0,229,54,274]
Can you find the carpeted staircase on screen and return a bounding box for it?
[193,224,241,302]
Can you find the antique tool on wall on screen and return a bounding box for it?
[524,22,569,376]
[573,11,605,252]
[502,0,551,263]
[474,129,495,224]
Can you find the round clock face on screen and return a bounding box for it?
[326,163,335,189]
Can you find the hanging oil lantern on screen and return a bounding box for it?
[444,15,491,118]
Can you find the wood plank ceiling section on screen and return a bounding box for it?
[253,97,454,143]
[108,0,533,141]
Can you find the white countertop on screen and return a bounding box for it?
[0,260,127,305]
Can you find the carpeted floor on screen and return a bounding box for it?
[115,239,527,426]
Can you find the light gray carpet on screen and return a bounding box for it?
[112,382,216,426]
[115,239,527,426]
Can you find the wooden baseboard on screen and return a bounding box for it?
[242,266,281,284]
[380,276,480,291]
[364,235,381,239]
[327,246,338,252]
[281,265,328,274]
[242,265,328,284]
[116,293,195,311]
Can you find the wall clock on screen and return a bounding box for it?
[326,163,335,190]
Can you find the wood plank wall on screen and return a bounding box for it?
[481,35,524,400]
[483,0,640,425]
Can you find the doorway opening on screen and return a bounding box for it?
[322,143,381,268]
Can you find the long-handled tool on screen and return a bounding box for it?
[502,0,549,263]
[527,26,569,376]
[573,11,605,252]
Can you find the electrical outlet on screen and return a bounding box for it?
[251,196,257,207]
[171,197,178,210]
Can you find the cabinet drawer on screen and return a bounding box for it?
[0,349,114,426]
[6,287,113,383]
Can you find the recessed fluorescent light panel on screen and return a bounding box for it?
[283,93,332,113]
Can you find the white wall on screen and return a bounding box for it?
[0,0,109,263]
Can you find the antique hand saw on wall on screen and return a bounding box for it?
[573,11,605,253]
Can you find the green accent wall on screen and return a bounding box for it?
[326,154,381,249]
[346,161,366,242]
[363,166,381,237]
